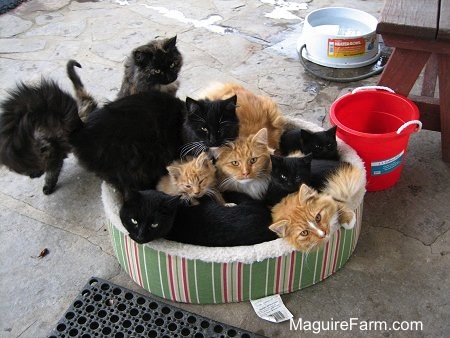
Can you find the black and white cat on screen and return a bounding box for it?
[120,190,277,246]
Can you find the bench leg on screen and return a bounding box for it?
[378,48,430,95]
[438,54,450,162]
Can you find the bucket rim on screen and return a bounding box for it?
[329,90,420,139]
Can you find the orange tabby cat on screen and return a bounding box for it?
[215,128,272,200]
[269,184,355,252]
[156,152,224,205]
[202,82,285,150]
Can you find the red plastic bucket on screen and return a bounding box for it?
[330,86,421,191]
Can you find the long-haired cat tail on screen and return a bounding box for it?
[269,184,354,252]
[201,82,285,150]
[0,79,82,194]
[69,91,186,198]
[215,128,272,200]
[156,152,225,205]
[67,60,98,121]
[117,36,183,98]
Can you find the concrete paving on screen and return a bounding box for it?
[0,1,449,337]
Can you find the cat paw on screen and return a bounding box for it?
[42,184,56,195]
[341,211,356,230]
[225,203,237,207]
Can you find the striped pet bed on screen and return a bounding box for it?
[102,117,366,304]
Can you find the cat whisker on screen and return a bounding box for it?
[180,141,205,158]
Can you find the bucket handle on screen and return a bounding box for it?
[351,86,395,94]
[397,120,422,134]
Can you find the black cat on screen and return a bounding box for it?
[117,36,183,98]
[181,95,239,157]
[0,79,81,194]
[279,126,339,160]
[70,91,186,198]
[265,154,341,206]
[120,190,277,246]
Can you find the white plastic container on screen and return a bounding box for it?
[297,7,380,68]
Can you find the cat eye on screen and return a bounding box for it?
[231,161,239,166]
[300,230,309,236]
[314,145,321,149]
[200,127,209,134]
[280,174,287,180]
[185,184,192,189]
[169,63,175,68]
[249,157,258,164]
[151,223,159,228]
[315,214,321,223]
[131,218,138,225]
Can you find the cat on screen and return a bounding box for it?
[279,125,339,160]
[201,82,285,150]
[120,190,277,246]
[269,184,355,253]
[215,128,272,200]
[265,153,312,206]
[181,95,239,157]
[67,60,98,121]
[0,79,81,194]
[156,152,225,205]
[119,190,180,243]
[69,91,186,198]
[265,153,342,205]
[117,36,183,98]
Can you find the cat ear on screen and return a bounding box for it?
[300,129,313,142]
[195,152,211,169]
[185,97,200,115]
[270,154,283,166]
[167,165,182,180]
[123,190,139,202]
[328,125,337,136]
[298,184,317,204]
[269,220,289,237]
[252,128,268,146]
[224,94,237,110]
[164,36,177,50]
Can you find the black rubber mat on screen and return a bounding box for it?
[48,277,267,338]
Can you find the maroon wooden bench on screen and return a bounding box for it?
[376,0,450,162]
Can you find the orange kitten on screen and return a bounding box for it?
[202,83,285,150]
[156,152,224,205]
[215,128,272,200]
[269,184,355,252]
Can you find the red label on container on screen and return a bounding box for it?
[328,38,366,58]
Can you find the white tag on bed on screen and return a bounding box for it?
[250,294,293,323]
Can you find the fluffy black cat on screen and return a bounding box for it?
[117,36,183,98]
[181,95,239,157]
[279,126,339,160]
[0,79,81,194]
[70,91,186,198]
[120,190,277,246]
[265,154,340,206]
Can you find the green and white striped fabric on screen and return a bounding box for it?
[107,205,362,304]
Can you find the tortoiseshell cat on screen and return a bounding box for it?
[215,128,272,200]
[201,82,285,150]
[269,184,355,253]
[279,126,339,160]
[120,190,276,246]
[117,36,183,98]
[181,95,239,157]
[156,152,225,205]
